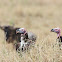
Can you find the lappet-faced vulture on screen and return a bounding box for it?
[16,28,37,51]
[51,28,62,49]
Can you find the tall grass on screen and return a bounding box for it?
[0,0,62,62]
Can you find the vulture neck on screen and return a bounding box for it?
[20,37,25,48]
[57,32,61,38]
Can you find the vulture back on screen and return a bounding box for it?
[0,25,21,43]
[27,32,37,41]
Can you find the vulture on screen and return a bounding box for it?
[16,34,32,51]
[51,28,62,48]
[16,28,37,51]
[16,28,37,41]
[0,25,21,43]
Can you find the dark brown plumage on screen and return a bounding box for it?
[15,34,32,51]
[15,28,37,51]
[0,25,21,43]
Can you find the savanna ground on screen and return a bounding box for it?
[0,0,62,62]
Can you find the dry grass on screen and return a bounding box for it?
[0,0,62,62]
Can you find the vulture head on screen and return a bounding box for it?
[51,28,61,37]
[16,28,28,39]
[16,28,26,34]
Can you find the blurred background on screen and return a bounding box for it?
[0,0,62,62]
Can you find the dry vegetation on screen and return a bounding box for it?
[0,0,62,62]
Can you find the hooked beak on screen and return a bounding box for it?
[51,29,54,32]
[16,30,19,34]
[16,29,21,34]
[16,29,25,34]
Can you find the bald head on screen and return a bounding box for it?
[16,28,27,34]
[51,28,61,33]
[51,28,61,37]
